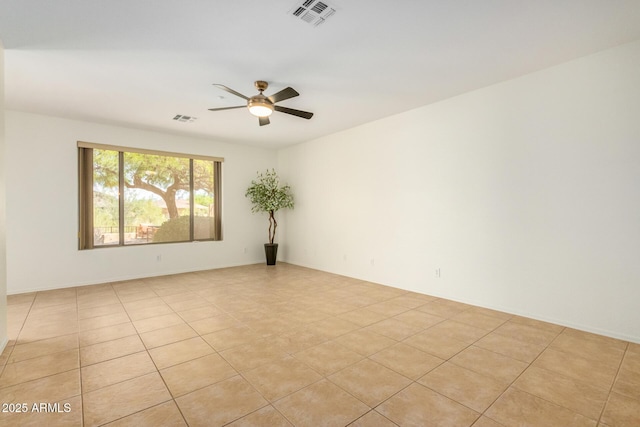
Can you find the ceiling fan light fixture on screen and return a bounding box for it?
[210,81,313,125]
[248,97,274,117]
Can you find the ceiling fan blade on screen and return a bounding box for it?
[267,87,299,104]
[212,84,250,100]
[259,116,270,126]
[208,105,246,111]
[274,105,314,120]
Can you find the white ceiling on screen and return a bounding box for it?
[2,0,640,149]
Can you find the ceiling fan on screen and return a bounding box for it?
[209,81,314,126]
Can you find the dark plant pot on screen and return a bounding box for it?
[264,243,278,265]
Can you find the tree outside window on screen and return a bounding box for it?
[79,143,222,249]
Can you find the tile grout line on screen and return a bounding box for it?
[454,323,566,425]
[475,325,625,425]
[403,319,512,425]
[596,340,630,426]
[1,290,37,376]
[75,285,85,427]
[5,266,638,426]
[300,309,495,424]
[119,284,192,427]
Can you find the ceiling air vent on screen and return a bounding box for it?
[173,114,197,123]
[288,0,337,27]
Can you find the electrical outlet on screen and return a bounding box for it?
[435,268,441,278]
[157,255,162,262]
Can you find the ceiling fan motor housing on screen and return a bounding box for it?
[248,93,274,116]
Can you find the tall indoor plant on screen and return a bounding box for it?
[245,169,294,265]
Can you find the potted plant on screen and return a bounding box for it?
[245,169,294,265]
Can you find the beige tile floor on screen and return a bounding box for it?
[1,263,639,426]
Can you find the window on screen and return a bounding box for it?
[78,142,222,249]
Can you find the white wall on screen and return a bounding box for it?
[279,40,640,342]
[5,112,277,293]
[0,40,8,351]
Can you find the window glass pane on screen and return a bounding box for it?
[80,143,221,250]
[193,159,216,240]
[93,149,120,246]
[123,152,190,244]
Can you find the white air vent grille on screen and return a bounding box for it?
[311,1,327,14]
[173,114,197,123]
[301,11,316,23]
[289,0,337,26]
